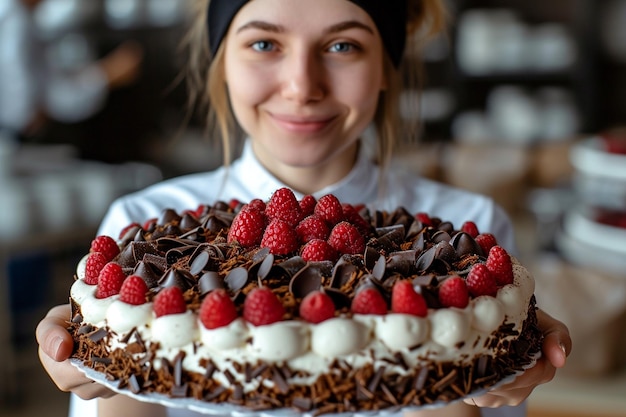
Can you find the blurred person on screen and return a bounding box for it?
[0,0,144,140]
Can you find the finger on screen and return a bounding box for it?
[38,347,116,399]
[537,309,571,368]
[35,304,74,361]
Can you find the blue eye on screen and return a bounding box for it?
[328,42,354,53]
[251,40,275,52]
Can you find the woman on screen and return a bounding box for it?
[36,1,571,416]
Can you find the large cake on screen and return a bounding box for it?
[69,188,542,414]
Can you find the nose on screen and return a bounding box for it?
[280,49,325,103]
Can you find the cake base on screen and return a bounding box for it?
[69,299,542,415]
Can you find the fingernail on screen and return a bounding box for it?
[51,336,64,360]
[559,342,567,357]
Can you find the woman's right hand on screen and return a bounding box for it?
[36,304,116,399]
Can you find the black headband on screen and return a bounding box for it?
[207,0,407,67]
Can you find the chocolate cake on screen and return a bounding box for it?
[68,188,543,414]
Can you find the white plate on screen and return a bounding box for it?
[570,137,626,181]
[71,353,540,416]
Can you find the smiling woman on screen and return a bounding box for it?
[222,0,387,193]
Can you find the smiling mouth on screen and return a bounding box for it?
[269,113,337,134]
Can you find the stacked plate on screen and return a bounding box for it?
[557,135,626,275]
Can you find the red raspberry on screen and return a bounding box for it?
[95,262,126,299]
[299,291,335,323]
[153,286,187,317]
[486,246,514,285]
[143,218,157,230]
[90,235,120,262]
[460,221,479,238]
[299,195,317,216]
[314,194,344,226]
[229,198,242,210]
[265,187,303,226]
[351,287,387,315]
[438,276,469,308]
[300,239,338,262]
[475,233,498,256]
[391,280,428,317]
[118,222,141,240]
[327,221,365,255]
[466,264,498,297]
[415,212,432,227]
[199,289,239,329]
[227,206,267,248]
[248,198,266,212]
[261,218,299,255]
[119,275,149,305]
[84,252,108,285]
[191,204,209,218]
[295,215,330,243]
[342,203,371,235]
[243,287,285,326]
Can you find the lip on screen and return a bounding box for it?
[268,112,337,134]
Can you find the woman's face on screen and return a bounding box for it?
[223,0,386,179]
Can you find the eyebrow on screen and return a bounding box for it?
[236,20,375,36]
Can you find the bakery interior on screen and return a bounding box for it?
[1,0,625,416]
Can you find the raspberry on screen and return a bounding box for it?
[486,246,514,286]
[415,212,432,227]
[192,204,209,218]
[299,291,335,323]
[300,239,338,262]
[295,215,330,243]
[265,187,303,226]
[119,275,149,305]
[227,206,267,248]
[199,289,239,329]
[466,264,498,297]
[261,218,299,255]
[90,235,120,262]
[475,233,498,256]
[118,222,141,240]
[460,221,479,238]
[84,252,108,285]
[351,287,387,315]
[327,221,365,255]
[299,195,317,216]
[391,280,428,317]
[143,218,157,230]
[229,198,242,210]
[248,198,266,212]
[153,286,187,317]
[438,276,469,308]
[314,194,344,226]
[342,203,371,235]
[95,262,126,299]
[243,287,285,326]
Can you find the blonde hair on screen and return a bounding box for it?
[183,0,449,167]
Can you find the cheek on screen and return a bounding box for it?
[336,70,383,117]
[225,57,273,112]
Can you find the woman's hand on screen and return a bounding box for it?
[36,304,116,400]
[464,309,572,408]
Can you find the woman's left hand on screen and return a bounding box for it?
[464,309,572,408]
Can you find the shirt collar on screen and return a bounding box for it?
[231,139,379,204]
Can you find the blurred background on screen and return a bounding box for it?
[1,0,625,416]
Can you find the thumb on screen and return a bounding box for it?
[35,304,74,362]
